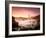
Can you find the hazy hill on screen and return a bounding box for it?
[15,15,40,20]
[31,15,40,19]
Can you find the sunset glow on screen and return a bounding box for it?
[12,7,40,18]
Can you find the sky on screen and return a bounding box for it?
[12,7,40,18]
